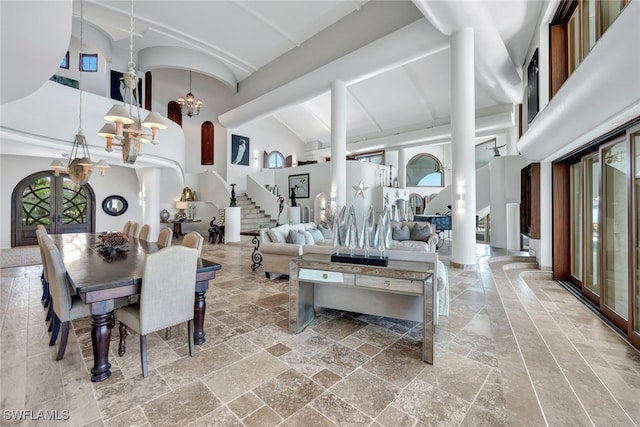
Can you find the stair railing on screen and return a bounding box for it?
[247,175,283,224]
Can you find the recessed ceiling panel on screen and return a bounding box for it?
[274,105,330,143]
[404,49,452,121]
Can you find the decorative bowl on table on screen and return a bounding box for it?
[96,232,129,255]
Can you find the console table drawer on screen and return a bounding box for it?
[354,276,422,295]
[299,269,355,285]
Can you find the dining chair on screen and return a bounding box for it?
[35,225,51,308]
[122,220,132,235]
[138,224,151,241]
[182,231,203,256]
[117,245,199,377]
[41,237,92,360]
[157,227,172,248]
[128,222,139,238]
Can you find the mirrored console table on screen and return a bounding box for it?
[289,253,437,364]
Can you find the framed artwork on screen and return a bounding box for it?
[231,134,250,166]
[110,70,142,106]
[289,173,309,198]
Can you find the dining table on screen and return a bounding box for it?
[49,232,221,382]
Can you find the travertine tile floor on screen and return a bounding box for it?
[1,238,640,426]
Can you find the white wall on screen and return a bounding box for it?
[227,117,305,194]
[0,155,142,248]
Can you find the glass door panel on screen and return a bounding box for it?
[583,155,600,296]
[570,163,583,280]
[634,132,640,333]
[602,140,629,320]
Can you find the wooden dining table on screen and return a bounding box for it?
[50,232,221,382]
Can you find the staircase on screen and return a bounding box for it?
[236,195,277,231]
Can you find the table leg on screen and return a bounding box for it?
[193,286,206,345]
[90,311,112,382]
[250,236,263,271]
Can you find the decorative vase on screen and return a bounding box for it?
[160,209,170,222]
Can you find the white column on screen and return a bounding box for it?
[398,148,407,188]
[506,126,519,156]
[450,28,476,269]
[141,167,161,240]
[331,80,347,208]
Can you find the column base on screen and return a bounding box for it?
[449,261,476,271]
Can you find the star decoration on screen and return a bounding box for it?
[384,193,390,205]
[353,180,368,199]
[395,189,400,198]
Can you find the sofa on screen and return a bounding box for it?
[259,221,439,277]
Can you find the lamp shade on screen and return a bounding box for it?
[97,123,117,137]
[49,160,64,168]
[175,201,188,210]
[104,104,135,124]
[141,111,168,129]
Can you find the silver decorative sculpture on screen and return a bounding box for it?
[332,206,346,255]
[359,206,376,257]
[344,205,359,256]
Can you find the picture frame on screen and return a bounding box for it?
[231,134,250,166]
[289,173,309,198]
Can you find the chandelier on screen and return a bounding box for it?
[97,0,167,164]
[178,71,203,117]
[50,0,109,185]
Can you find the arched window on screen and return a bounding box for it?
[406,154,443,187]
[267,151,285,169]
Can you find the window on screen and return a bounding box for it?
[60,51,69,69]
[347,150,384,164]
[267,151,285,169]
[406,154,443,187]
[550,0,630,96]
[79,53,98,72]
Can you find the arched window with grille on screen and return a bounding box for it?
[406,153,444,187]
[265,151,285,169]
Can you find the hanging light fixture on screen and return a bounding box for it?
[50,0,109,184]
[178,71,203,117]
[98,0,167,164]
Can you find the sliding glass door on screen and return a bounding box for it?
[570,163,583,281]
[583,154,600,299]
[601,140,629,323]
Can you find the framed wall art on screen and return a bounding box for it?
[289,173,309,198]
[231,134,250,166]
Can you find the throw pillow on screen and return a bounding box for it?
[309,228,324,243]
[267,229,283,243]
[318,223,333,239]
[301,230,315,245]
[286,230,306,245]
[392,224,410,241]
[410,224,431,242]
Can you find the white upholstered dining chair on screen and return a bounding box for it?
[156,227,172,248]
[182,231,203,256]
[138,224,151,241]
[128,222,139,238]
[122,221,132,235]
[117,245,199,377]
[41,237,92,361]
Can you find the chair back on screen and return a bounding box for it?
[182,231,203,256]
[128,222,139,238]
[36,225,49,282]
[157,227,172,248]
[122,221,132,234]
[138,224,151,241]
[42,238,74,322]
[138,246,198,335]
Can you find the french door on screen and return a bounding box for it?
[11,171,95,246]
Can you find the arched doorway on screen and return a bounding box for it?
[11,171,95,247]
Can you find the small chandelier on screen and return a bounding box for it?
[178,71,203,117]
[50,0,109,184]
[97,0,167,164]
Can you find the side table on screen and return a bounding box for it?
[161,219,202,239]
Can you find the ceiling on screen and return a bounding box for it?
[10,0,545,154]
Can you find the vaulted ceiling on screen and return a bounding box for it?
[3,0,545,154]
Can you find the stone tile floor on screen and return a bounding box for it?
[1,238,640,426]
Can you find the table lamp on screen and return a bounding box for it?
[175,201,188,221]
